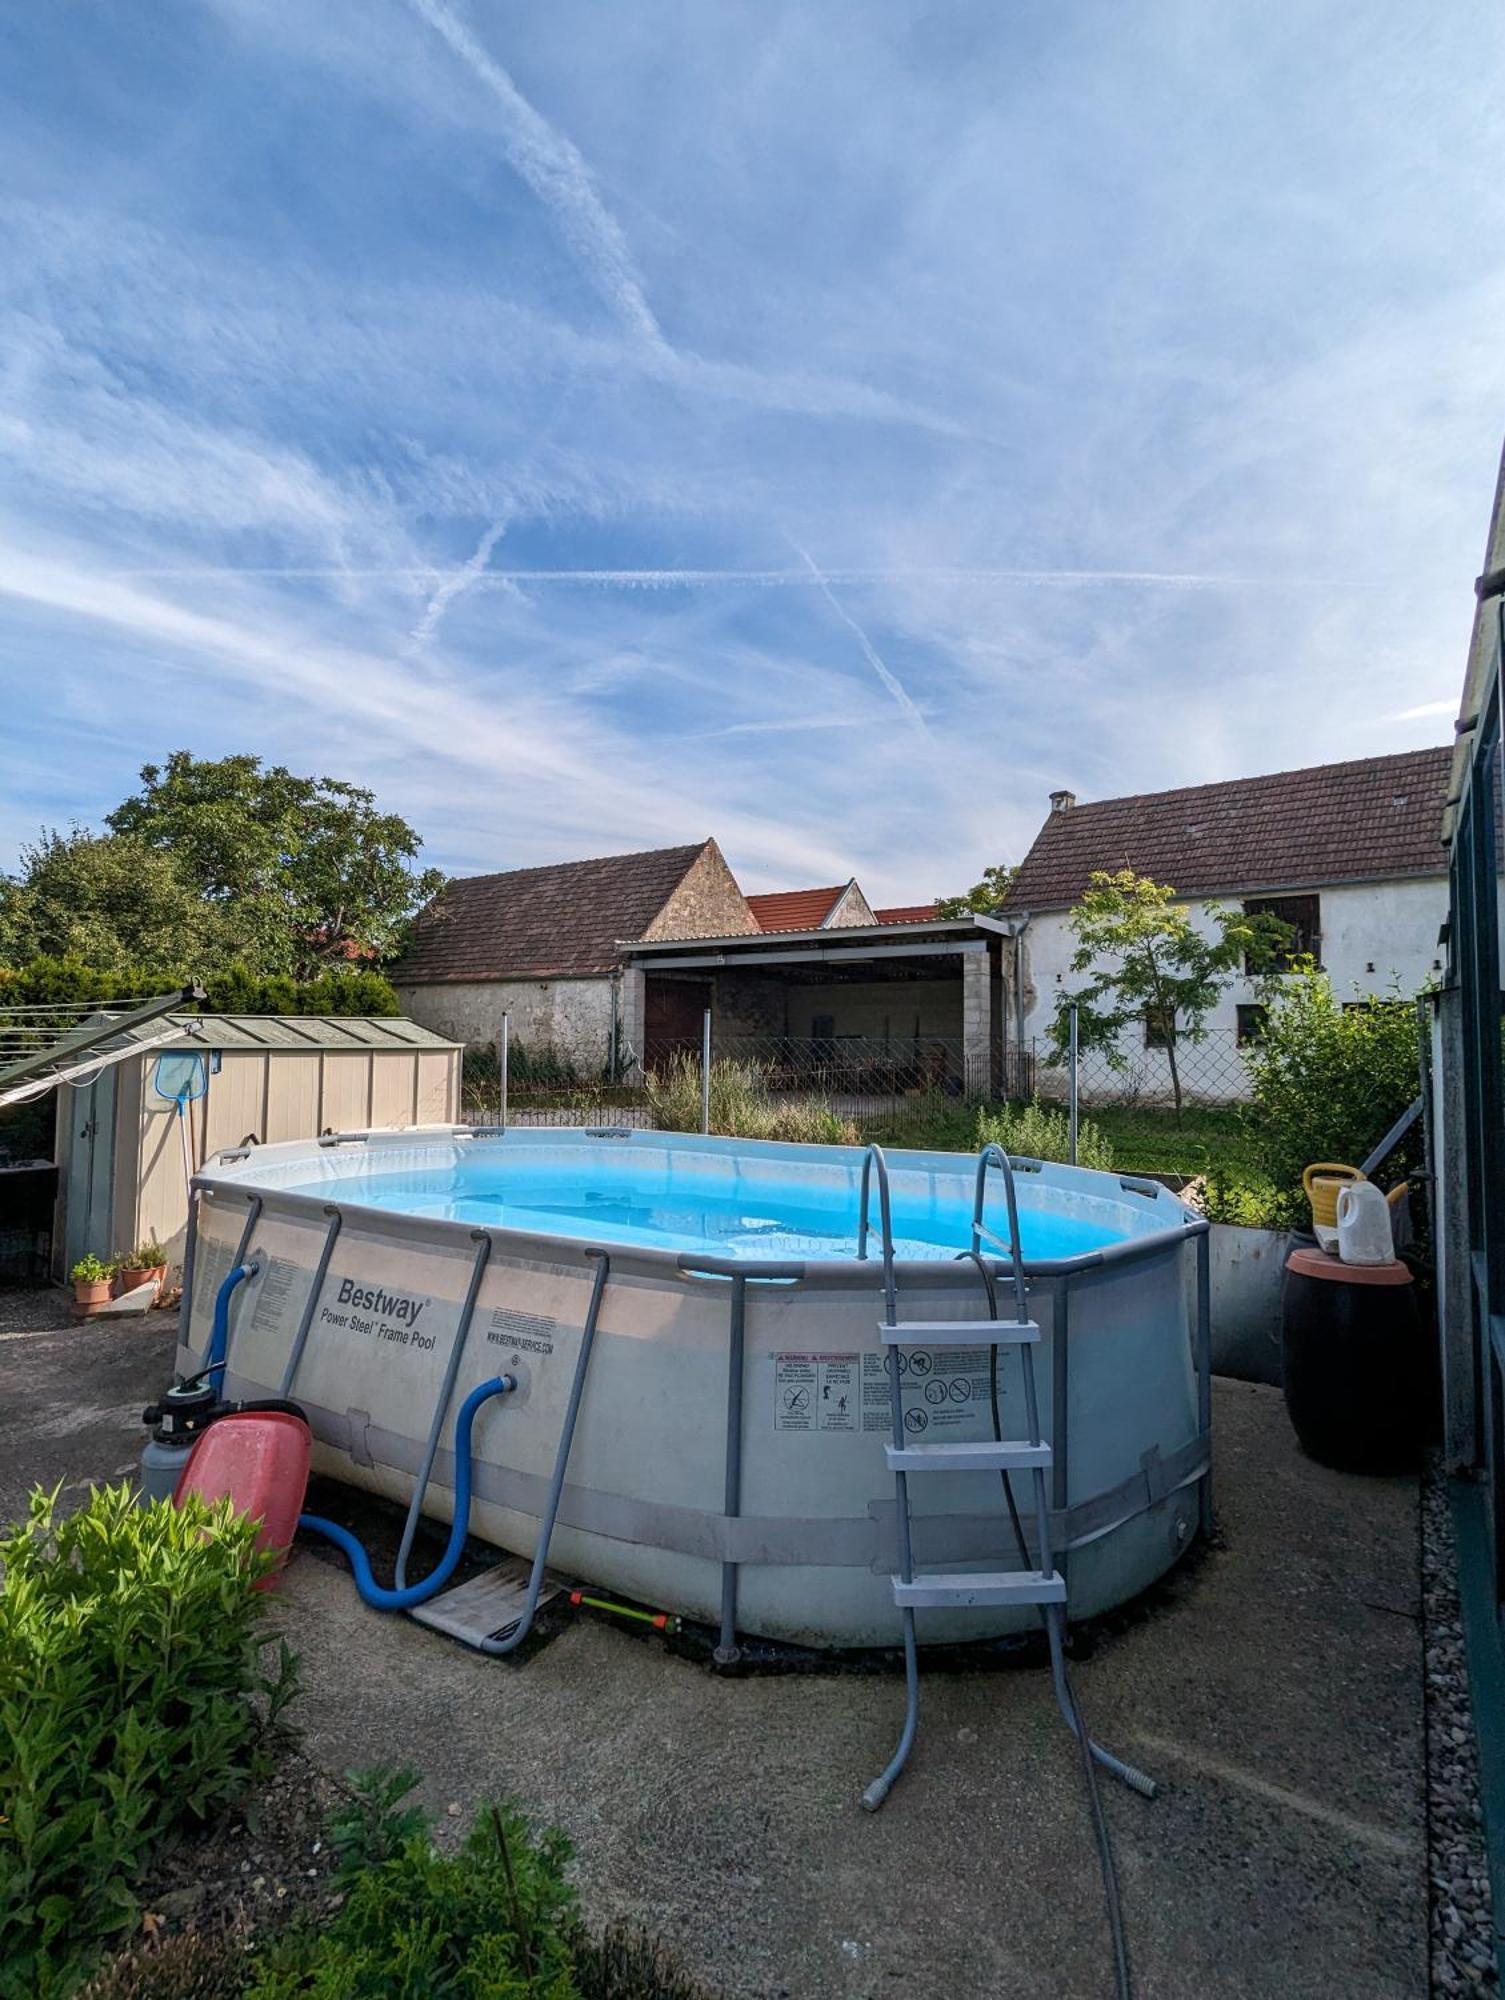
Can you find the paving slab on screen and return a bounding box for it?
[0,1296,1425,1998]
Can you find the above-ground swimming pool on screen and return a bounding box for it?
[182,1125,1211,1648]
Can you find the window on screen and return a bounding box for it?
[1236,1003,1268,1045]
[1143,1005,1175,1048]
[1243,893,1321,972]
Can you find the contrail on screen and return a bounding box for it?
[406,0,665,349]
[408,518,510,648]
[790,543,931,739]
[105,564,1367,591]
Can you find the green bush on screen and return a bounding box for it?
[0,1485,298,1998]
[1236,966,1422,1228]
[248,1770,719,2000]
[975,1095,1116,1173]
[648,1054,858,1145]
[0,956,400,1020]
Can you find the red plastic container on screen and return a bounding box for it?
[175,1412,312,1585]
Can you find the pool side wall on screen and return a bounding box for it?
[183,1128,1209,1647]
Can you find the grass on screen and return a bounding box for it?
[1084,1103,1258,1179]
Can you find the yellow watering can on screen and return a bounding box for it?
[1302,1162,1364,1244]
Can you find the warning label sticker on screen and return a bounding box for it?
[775,1349,1003,1437]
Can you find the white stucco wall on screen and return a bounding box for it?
[1015,875,1446,1102]
[395,976,617,1067]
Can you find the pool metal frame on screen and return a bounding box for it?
[184,1122,1214,1663]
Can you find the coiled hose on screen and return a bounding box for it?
[298,1375,513,1611]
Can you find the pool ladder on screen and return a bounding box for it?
[856,1141,1157,1815]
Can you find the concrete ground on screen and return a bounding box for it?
[0,1293,1426,1999]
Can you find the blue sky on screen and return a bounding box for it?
[1,2,1501,901]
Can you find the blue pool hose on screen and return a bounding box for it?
[297,1375,514,1610]
[203,1261,257,1376]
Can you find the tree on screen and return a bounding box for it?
[1049,869,1288,1119]
[935,862,1016,918]
[106,752,445,977]
[0,830,244,980]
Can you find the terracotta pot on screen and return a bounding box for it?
[117,1263,167,1293]
[73,1278,113,1308]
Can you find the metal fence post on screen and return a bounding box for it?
[1068,1002,1079,1164]
[498,1011,509,1132]
[701,1007,712,1134]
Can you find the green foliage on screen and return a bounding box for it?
[69,1253,114,1283]
[0,955,400,1019]
[106,752,444,978]
[247,1783,580,1999]
[0,832,246,980]
[117,1238,168,1272]
[1050,869,1288,1117]
[1236,963,1422,1227]
[246,1773,720,2000]
[975,1095,1116,1172]
[934,862,1016,918]
[648,1054,858,1145]
[325,1766,430,1885]
[0,1484,297,1998]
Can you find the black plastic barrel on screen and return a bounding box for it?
[1280,1248,1424,1473]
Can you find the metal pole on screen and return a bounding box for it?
[498,1012,509,1133]
[715,1274,747,1666]
[701,1006,712,1134]
[1068,1002,1079,1165]
[1195,1225,1213,1539]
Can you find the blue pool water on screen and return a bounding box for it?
[282,1149,1131,1262]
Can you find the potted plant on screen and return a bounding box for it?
[70,1254,114,1309]
[115,1237,169,1293]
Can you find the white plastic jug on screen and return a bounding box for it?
[1336,1180,1393,1266]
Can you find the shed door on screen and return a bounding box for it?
[65,1067,115,1268]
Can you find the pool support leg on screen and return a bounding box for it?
[279,1205,343,1397]
[479,1248,610,1658]
[715,1273,747,1666]
[394,1229,492,1592]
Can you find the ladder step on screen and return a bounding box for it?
[877,1319,1039,1346]
[892,1569,1066,1608]
[885,1438,1051,1473]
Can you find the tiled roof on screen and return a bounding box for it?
[746,886,847,931]
[1002,747,1452,911]
[393,842,709,981]
[874,903,939,924]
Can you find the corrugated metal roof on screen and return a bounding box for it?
[114,1014,461,1052]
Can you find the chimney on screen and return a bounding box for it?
[1049,789,1077,814]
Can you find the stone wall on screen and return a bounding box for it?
[645,839,757,940]
[395,975,616,1066]
[826,882,877,927]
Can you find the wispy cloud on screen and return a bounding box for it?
[405,0,665,349]
[0,2,1499,902]
[790,543,931,739]
[408,517,512,648]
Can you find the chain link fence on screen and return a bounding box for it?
[1034,1023,1254,1112]
[459,1024,1028,1145]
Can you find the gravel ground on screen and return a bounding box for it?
[1424,1455,1500,1993]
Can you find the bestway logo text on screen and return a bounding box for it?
[335,1278,426,1327]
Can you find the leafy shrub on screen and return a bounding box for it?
[648,1054,858,1145]
[249,1770,720,1999]
[248,1775,579,1998]
[976,1095,1116,1173]
[70,1252,114,1283]
[0,955,400,1020]
[0,1485,298,1998]
[1237,965,1422,1228]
